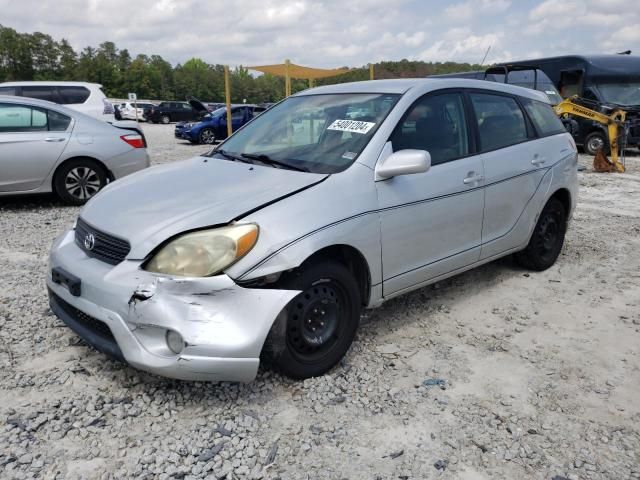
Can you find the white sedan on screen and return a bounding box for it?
[119,102,156,121]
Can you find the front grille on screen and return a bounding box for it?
[52,290,116,341]
[49,289,124,362]
[75,217,130,265]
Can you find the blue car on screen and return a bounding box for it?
[176,101,266,144]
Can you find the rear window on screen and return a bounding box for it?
[522,98,566,136]
[0,103,48,131]
[20,86,62,103]
[470,93,528,151]
[58,86,90,104]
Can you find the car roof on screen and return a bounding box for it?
[0,80,102,88]
[295,78,549,103]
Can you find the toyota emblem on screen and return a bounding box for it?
[84,233,96,251]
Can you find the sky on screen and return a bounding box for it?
[1,0,638,68]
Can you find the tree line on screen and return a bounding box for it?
[0,24,483,103]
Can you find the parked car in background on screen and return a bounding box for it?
[0,95,149,205]
[145,101,206,124]
[46,78,577,382]
[176,104,266,144]
[0,81,115,122]
[119,102,157,121]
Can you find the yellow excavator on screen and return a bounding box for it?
[553,97,627,173]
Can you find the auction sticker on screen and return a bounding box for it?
[327,119,375,134]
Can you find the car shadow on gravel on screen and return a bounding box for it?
[0,193,74,211]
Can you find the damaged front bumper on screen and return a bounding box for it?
[46,230,299,382]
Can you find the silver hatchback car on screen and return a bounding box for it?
[47,79,578,381]
[0,95,149,204]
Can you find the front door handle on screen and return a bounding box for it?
[45,137,65,142]
[531,154,546,166]
[463,174,484,185]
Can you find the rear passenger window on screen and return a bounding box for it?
[48,110,71,131]
[57,86,90,104]
[470,93,528,151]
[20,86,62,103]
[521,98,566,136]
[390,92,469,166]
[0,87,16,95]
[0,104,48,132]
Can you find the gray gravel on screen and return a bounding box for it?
[1,123,639,479]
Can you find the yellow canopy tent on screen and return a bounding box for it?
[248,60,350,96]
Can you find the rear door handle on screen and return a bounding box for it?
[463,174,484,185]
[45,137,65,142]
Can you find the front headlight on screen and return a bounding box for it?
[144,224,258,277]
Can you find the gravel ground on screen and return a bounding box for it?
[1,123,639,480]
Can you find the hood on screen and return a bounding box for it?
[187,96,209,113]
[80,157,327,259]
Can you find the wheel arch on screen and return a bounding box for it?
[548,187,572,218]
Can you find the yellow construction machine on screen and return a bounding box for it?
[554,97,628,173]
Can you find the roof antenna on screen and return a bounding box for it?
[616,50,631,55]
[479,45,492,66]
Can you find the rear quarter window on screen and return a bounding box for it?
[522,98,566,136]
[48,110,72,131]
[58,86,90,104]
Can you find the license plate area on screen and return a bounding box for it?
[52,266,81,297]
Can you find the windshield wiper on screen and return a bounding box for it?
[212,149,252,164]
[240,152,308,172]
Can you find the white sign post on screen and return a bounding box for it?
[128,93,139,123]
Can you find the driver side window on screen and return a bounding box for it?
[390,92,469,166]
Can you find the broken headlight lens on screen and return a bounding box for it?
[144,224,258,277]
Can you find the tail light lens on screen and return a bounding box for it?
[103,99,115,114]
[120,134,145,148]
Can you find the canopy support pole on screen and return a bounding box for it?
[285,59,291,97]
[369,63,374,80]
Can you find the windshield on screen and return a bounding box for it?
[211,93,400,173]
[596,81,640,106]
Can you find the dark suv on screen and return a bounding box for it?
[145,101,206,124]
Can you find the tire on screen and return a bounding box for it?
[584,131,608,156]
[160,115,171,124]
[262,261,361,379]
[53,158,108,206]
[199,128,216,145]
[515,198,567,271]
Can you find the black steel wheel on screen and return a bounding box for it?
[53,158,107,205]
[515,198,567,271]
[199,128,216,145]
[262,261,361,379]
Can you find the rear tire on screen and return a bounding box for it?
[515,198,567,271]
[262,261,361,379]
[584,131,608,156]
[53,158,108,205]
[160,115,171,124]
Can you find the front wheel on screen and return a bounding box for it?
[160,115,171,124]
[515,198,567,271]
[199,128,216,145]
[53,159,108,205]
[262,261,361,379]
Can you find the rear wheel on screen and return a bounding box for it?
[262,261,361,379]
[160,115,171,124]
[53,158,107,205]
[199,128,216,145]
[515,198,567,271]
[584,131,608,156]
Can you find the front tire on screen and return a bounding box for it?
[53,159,108,205]
[199,128,216,145]
[262,261,361,379]
[515,198,567,271]
[160,115,171,124]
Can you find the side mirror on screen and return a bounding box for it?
[376,149,431,180]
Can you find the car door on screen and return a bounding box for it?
[468,91,549,259]
[376,91,485,296]
[231,107,247,130]
[0,103,71,192]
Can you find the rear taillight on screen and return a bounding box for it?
[120,134,145,148]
